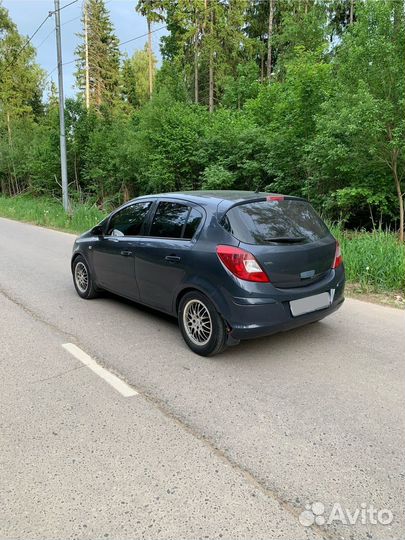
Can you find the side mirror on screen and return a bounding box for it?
[91,225,104,236]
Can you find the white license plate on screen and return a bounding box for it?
[290,292,331,317]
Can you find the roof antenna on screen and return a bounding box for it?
[254,185,260,194]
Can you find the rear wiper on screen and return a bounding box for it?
[264,236,305,243]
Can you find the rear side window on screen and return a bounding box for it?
[150,202,189,238]
[184,208,202,239]
[107,202,151,236]
[150,202,203,239]
[222,200,329,244]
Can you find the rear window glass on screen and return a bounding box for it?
[221,200,329,244]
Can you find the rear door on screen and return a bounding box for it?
[92,200,153,299]
[221,198,336,288]
[134,200,204,312]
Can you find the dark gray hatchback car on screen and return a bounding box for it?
[71,191,345,356]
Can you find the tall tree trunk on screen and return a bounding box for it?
[392,149,404,242]
[349,0,354,25]
[194,38,199,103]
[194,4,200,104]
[260,49,264,82]
[208,5,214,113]
[209,54,214,112]
[147,17,153,98]
[6,111,18,195]
[267,0,274,80]
[96,79,102,107]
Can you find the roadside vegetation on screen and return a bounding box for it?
[0,195,104,234]
[0,0,404,297]
[330,225,405,294]
[1,194,404,297]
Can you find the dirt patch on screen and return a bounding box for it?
[345,283,405,309]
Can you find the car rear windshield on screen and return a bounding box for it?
[221,199,329,244]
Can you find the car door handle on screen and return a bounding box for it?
[120,250,133,257]
[165,255,181,263]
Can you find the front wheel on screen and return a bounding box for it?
[178,292,227,357]
[72,255,100,299]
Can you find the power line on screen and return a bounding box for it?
[63,15,82,26]
[0,0,80,78]
[44,66,58,83]
[35,15,82,50]
[43,23,167,84]
[63,59,76,67]
[36,27,56,50]
[38,7,167,78]
[50,0,80,14]
[0,13,52,78]
[44,59,76,83]
[119,25,167,47]
[39,3,167,88]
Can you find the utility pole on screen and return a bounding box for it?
[84,0,90,109]
[147,17,153,98]
[53,0,69,212]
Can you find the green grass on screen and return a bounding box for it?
[0,195,403,294]
[0,194,106,234]
[330,225,405,293]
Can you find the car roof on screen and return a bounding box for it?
[133,190,300,209]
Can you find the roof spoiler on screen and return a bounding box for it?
[216,195,307,220]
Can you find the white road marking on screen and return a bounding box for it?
[62,343,138,397]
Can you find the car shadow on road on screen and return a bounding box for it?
[229,319,338,362]
[99,290,178,326]
[96,289,340,365]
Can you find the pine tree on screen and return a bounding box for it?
[75,0,120,109]
[267,0,275,79]
[161,0,249,111]
[160,0,206,103]
[135,0,166,99]
[245,0,269,82]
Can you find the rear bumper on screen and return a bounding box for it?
[228,296,344,340]
[225,273,345,341]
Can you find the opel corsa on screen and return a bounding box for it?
[71,191,345,356]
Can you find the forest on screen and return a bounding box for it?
[0,0,404,291]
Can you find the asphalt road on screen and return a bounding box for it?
[0,216,404,540]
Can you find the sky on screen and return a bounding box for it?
[3,0,166,98]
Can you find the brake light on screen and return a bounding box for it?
[216,245,270,282]
[332,240,343,269]
[266,195,284,202]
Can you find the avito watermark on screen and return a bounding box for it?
[299,501,393,527]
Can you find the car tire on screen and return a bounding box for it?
[72,255,100,299]
[178,291,227,357]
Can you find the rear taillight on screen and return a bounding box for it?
[216,245,270,282]
[332,240,343,269]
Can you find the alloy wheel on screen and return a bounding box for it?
[74,261,88,293]
[183,299,212,346]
